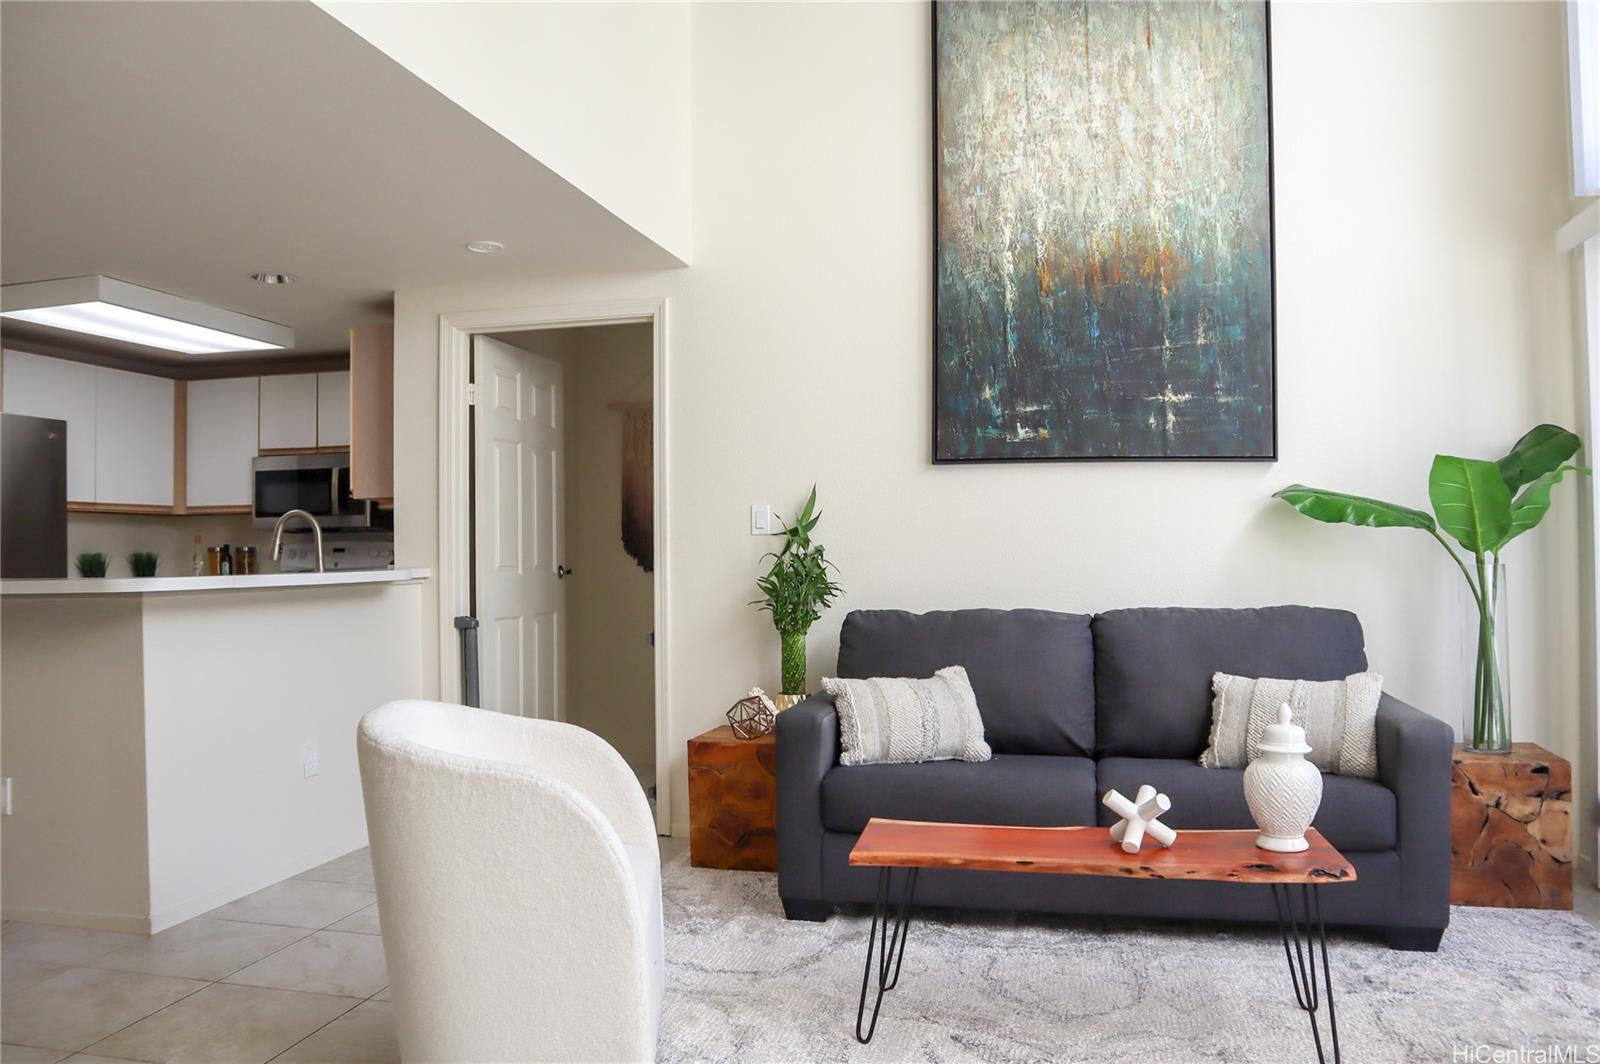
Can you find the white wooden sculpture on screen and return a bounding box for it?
[1103,784,1177,853]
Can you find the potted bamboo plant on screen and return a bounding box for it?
[1273,424,1587,753]
[754,486,843,709]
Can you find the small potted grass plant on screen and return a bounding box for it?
[128,552,159,578]
[753,486,843,709]
[75,552,108,578]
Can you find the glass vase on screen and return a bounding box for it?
[780,630,807,696]
[1466,560,1511,754]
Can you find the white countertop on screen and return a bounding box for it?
[1,568,430,597]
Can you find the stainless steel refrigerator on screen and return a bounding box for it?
[1,412,68,578]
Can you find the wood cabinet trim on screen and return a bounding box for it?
[172,380,188,513]
[348,323,393,500]
[68,501,175,515]
[256,446,350,457]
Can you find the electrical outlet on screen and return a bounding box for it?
[303,743,320,779]
[2,777,11,816]
[751,504,771,535]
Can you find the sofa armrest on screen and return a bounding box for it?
[1374,692,1454,931]
[775,694,839,905]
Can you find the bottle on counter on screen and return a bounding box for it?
[206,546,224,575]
[192,535,205,576]
[236,545,256,575]
[219,544,233,575]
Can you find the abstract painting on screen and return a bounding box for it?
[934,1,1276,461]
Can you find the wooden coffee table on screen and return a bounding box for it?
[848,818,1357,1062]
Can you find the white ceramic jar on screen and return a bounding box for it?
[1243,703,1323,852]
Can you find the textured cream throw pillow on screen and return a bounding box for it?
[1200,671,1383,778]
[824,666,992,767]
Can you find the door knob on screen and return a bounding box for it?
[556,565,574,579]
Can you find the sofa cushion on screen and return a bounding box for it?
[837,609,1095,756]
[1095,757,1397,852]
[821,754,1098,834]
[1093,606,1368,759]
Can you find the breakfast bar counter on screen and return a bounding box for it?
[1,572,426,934]
[1,568,429,596]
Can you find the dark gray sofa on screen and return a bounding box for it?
[776,606,1454,950]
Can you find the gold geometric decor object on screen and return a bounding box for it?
[727,688,777,740]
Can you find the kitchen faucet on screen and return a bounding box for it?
[271,509,325,573]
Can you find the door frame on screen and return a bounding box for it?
[437,298,670,835]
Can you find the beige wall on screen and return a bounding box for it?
[500,325,656,776]
[391,2,1583,840]
[314,0,692,263]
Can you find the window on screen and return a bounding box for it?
[1571,0,1599,196]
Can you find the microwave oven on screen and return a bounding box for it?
[252,452,377,530]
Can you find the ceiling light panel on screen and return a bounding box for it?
[1,276,293,354]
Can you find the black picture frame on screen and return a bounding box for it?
[931,1,1279,464]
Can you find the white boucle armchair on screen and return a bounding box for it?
[357,699,663,1063]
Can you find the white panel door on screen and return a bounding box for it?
[95,366,174,506]
[2,350,98,502]
[258,373,318,450]
[187,377,260,507]
[316,371,350,447]
[472,336,565,719]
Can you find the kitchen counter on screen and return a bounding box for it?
[3,569,425,933]
[0,568,429,596]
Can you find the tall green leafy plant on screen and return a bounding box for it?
[1274,424,1587,753]
[754,486,843,695]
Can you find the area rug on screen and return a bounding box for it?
[657,856,1600,1063]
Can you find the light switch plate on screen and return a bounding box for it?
[303,743,320,779]
[751,504,772,535]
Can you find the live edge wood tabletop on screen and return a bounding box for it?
[687,725,778,872]
[849,819,1357,884]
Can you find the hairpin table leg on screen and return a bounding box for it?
[1270,883,1341,1064]
[855,867,918,1044]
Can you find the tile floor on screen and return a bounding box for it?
[1576,875,1600,932]
[3,837,1593,1062]
[1,838,690,1063]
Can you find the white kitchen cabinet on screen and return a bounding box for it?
[187,376,259,508]
[258,373,318,450]
[2,349,98,501]
[316,371,350,447]
[94,366,174,507]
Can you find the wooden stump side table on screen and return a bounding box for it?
[1449,742,1572,909]
[687,725,778,872]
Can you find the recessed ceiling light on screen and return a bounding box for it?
[1,275,293,354]
[251,272,298,285]
[466,240,504,254]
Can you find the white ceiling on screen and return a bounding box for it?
[0,1,681,371]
